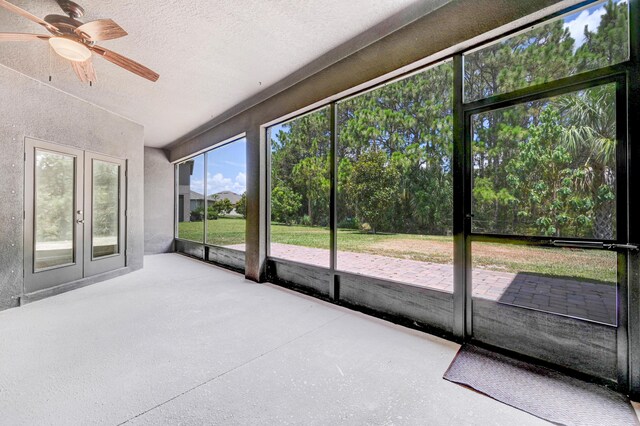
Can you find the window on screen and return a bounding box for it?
[336,60,454,290]
[268,107,331,267]
[176,138,247,250]
[464,0,629,102]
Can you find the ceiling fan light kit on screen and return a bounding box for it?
[0,0,159,84]
[49,37,91,62]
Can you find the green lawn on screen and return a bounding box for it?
[178,217,615,284]
[178,216,248,247]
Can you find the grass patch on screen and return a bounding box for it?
[178,217,246,246]
[178,218,616,284]
[472,242,616,284]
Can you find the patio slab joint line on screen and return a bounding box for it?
[116,312,347,425]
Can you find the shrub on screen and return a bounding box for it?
[190,207,204,222]
[360,222,372,233]
[348,150,399,233]
[338,217,359,229]
[235,193,247,219]
[271,185,302,225]
[300,215,312,227]
[207,207,219,220]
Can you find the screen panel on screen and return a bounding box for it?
[471,83,617,240]
[336,60,454,290]
[268,108,331,268]
[464,0,629,102]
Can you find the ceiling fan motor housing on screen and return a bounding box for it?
[44,15,83,36]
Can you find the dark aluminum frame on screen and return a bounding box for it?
[176,0,640,394]
[267,0,638,391]
[264,106,333,267]
[627,0,640,399]
[174,136,248,273]
[462,73,629,387]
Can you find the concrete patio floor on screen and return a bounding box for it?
[0,253,552,425]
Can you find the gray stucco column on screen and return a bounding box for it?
[245,125,267,282]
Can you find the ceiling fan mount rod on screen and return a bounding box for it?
[56,0,84,19]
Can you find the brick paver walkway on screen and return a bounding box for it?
[227,243,616,325]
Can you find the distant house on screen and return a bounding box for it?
[215,191,242,204]
[178,173,243,222]
[189,190,205,211]
[214,191,243,217]
[177,160,195,222]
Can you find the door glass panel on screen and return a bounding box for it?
[472,242,617,325]
[34,150,75,271]
[471,83,616,239]
[92,160,120,258]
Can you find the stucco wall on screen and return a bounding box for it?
[0,65,144,311]
[144,147,174,254]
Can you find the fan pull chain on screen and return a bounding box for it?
[48,46,52,82]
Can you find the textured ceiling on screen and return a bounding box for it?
[0,0,447,147]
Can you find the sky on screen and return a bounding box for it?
[563,0,627,50]
[189,138,246,196]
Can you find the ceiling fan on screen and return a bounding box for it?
[0,0,159,84]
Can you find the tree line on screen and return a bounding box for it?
[269,1,626,239]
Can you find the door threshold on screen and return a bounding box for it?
[21,267,131,305]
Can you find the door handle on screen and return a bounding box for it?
[550,240,605,249]
[605,243,639,251]
[550,240,639,251]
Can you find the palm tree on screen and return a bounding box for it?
[560,84,616,240]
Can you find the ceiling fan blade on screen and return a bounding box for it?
[91,45,159,82]
[76,19,127,42]
[0,32,51,41]
[0,1,59,33]
[70,59,96,84]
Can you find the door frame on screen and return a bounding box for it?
[83,152,127,277]
[24,138,85,293]
[459,73,630,386]
[24,138,128,294]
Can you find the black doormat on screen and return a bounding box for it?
[443,344,638,426]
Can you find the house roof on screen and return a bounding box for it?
[189,191,241,203]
